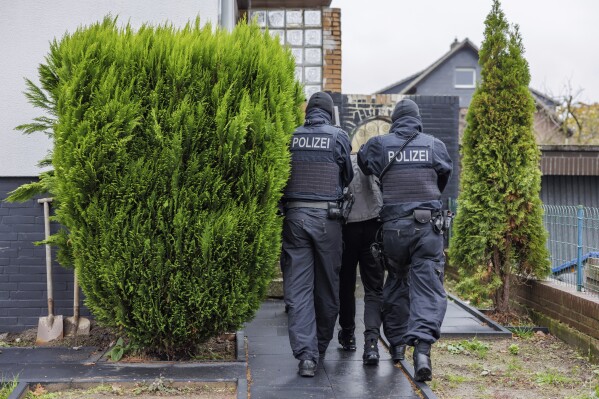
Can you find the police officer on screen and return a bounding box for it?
[357,99,452,382]
[281,92,353,377]
[338,153,385,365]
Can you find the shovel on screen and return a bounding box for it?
[36,198,63,344]
[64,270,90,336]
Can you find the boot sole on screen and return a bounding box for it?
[415,368,432,382]
[363,357,379,365]
[299,369,315,377]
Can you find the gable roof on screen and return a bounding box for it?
[375,71,423,95]
[375,38,479,95]
[375,38,559,108]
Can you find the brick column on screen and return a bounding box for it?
[322,8,341,93]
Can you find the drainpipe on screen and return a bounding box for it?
[220,0,236,31]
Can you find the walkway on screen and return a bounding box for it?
[0,292,506,399]
[245,294,508,399]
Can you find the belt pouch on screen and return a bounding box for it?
[413,209,432,224]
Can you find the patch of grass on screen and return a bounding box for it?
[445,373,468,388]
[0,376,19,399]
[510,327,535,340]
[507,358,523,372]
[446,342,465,355]
[441,338,490,359]
[462,338,490,359]
[535,369,575,386]
[508,343,519,355]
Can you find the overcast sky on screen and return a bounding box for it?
[329,0,598,104]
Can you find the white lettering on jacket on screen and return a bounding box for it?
[388,149,430,163]
[292,136,331,149]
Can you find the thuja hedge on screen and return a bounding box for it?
[24,17,303,355]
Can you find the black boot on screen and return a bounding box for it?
[413,341,432,382]
[338,329,356,351]
[298,359,317,377]
[391,344,406,363]
[362,338,380,365]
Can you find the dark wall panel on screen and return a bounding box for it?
[541,175,599,208]
[0,177,89,332]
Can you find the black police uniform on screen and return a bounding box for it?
[357,99,452,381]
[281,92,353,377]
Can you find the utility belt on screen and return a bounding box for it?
[396,209,453,234]
[284,188,355,223]
[370,209,453,273]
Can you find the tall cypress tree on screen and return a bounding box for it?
[449,0,550,313]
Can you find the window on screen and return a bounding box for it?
[455,68,476,88]
[251,9,323,99]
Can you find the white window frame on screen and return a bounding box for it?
[454,68,476,89]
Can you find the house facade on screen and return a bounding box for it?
[0,0,340,179]
[377,38,565,145]
[0,0,342,332]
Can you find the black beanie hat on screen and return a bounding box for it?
[306,91,334,118]
[391,99,420,122]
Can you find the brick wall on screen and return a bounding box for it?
[446,262,599,362]
[512,279,599,341]
[512,279,599,361]
[0,177,89,332]
[322,8,341,93]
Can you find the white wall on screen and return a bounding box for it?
[0,0,221,177]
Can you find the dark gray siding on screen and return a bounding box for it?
[410,96,460,204]
[541,175,599,207]
[334,94,460,209]
[413,48,480,108]
[0,177,89,332]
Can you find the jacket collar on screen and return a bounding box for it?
[304,108,332,126]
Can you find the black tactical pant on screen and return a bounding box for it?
[381,217,447,347]
[282,208,343,363]
[339,218,384,341]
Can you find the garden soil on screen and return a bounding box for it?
[425,332,598,399]
[1,322,236,362]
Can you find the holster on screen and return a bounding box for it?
[370,242,387,270]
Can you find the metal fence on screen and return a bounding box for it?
[447,200,599,296]
[543,205,599,296]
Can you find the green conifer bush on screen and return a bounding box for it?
[17,17,303,355]
[449,1,550,312]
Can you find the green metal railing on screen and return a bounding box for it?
[447,200,599,296]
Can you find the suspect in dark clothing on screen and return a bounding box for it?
[357,98,452,382]
[281,92,353,378]
[338,154,385,366]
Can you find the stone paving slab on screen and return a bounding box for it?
[0,347,98,364]
[245,299,423,399]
